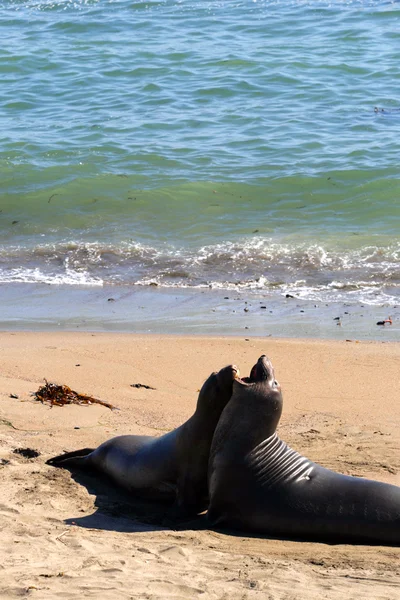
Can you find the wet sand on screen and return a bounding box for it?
[1,283,399,341]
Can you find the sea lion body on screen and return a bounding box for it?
[48,365,237,515]
[208,356,400,544]
[79,433,180,492]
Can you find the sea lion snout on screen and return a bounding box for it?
[250,355,276,384]
[216,364,240,389]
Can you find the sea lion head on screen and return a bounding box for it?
[197,364,239,415]
[250,354,277,385]
[233,355,282,435]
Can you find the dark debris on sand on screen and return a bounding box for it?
[130,383,156,390]
[13,448,40,459]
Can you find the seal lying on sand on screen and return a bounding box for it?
[208,355,400,544]
[47,364,237,516]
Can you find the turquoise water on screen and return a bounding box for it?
[1,0,400,335]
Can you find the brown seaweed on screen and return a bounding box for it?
[33,380,117,411]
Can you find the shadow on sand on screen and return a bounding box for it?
[51,466,400,547]
[61,468,207,534]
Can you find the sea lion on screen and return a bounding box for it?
[207,355,400,544]
[47,364,238,516]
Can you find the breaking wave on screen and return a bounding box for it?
[1,237,399,305]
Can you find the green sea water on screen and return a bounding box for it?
[1,0,400,334]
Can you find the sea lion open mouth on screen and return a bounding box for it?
[238,355,275,384]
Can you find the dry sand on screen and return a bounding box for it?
[0,332,399,599]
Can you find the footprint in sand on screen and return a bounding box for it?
[0,503,20,515]
[159,545,190,563]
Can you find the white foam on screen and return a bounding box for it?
[0,267,103,286]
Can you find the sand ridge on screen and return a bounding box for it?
[0,332,399,599]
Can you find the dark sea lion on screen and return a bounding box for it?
[207,355,400,544]
[47,364,238,516]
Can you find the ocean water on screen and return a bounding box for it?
[1,0,400,338]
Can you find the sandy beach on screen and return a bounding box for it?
[1,332,399,599]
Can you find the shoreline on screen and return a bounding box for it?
[1,332,399,598]
[1,328,399,345]
[1,282,399,341]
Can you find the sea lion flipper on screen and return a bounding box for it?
[174,474,208,516]
[46,448,94,468]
